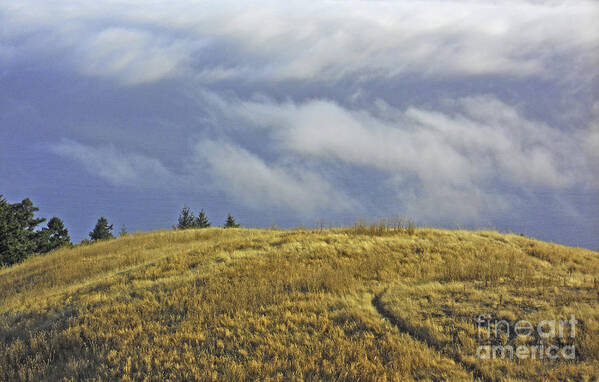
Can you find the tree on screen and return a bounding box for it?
[0,196,47,266]
[11,198,46,233]
[176,206,196,229]
[1,195,72,266]
[224,213,240,228]
[89,217,114,241]
[37,217,71,253]
[0,196,26,266]
[119,225,128,237]
[195,209,211,228]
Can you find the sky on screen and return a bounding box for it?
[1,0,598,249]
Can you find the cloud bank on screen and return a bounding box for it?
[212,94,595,221]
[2,0,597,84]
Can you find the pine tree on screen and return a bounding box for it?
[176,206,195,230]
[89,217,114,241]
[37,217,71,253]
[224,213,240,228]
[11,198,46,233]
[0,196,26,266]
[0,196,47,266]
[195,209,211,228]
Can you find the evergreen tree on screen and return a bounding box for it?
[176,206,195,229]
[0,196,25,266]
[89,217,114,241]
[224,213,240,228]
[37,217,71,253]
[195,209,211,228]
[11,198,46,233]
[119,225,128,237]
[0,196,47,266]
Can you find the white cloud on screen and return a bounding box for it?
[1,0,597,84]
[233,96,589,187]
[75,27,188,85]
[48,92,595,222]
[51,140,177,188]
[218,94,596,221]
[192,139,357,215]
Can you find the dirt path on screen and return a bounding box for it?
[371,291,494,382]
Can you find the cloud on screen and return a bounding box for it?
[3,1,597,247]
[1,0,597,85]
[74,27,188,85]
[217,94,596,221]
[234,96,590,187]
[47,91,595,223]
[192,139,357,215]
[51,140,177,188]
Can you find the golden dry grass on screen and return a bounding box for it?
[0,227,597,381]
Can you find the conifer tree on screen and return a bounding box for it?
[11,198,46,233]
[37,217,71,253]
[0,196,70,265]
[0,196,48,266]
[224,213,240,228]
[176,206,195,229]
[195,209,211,228]
[89,217,114,241]
[0,196,26,266]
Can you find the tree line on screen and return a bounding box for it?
[1,195,241,267]
[175,206,240,229]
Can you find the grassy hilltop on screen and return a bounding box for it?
[0,227,598,381]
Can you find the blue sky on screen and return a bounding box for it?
[1,0,598,249]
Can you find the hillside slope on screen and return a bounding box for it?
[1,228,597,381]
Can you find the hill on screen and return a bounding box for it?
[1,227,597,381]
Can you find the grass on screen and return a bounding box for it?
[0,227,597,381]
